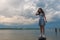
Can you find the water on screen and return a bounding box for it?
[0,30,60,40]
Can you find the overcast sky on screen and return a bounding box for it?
[0,0,60,27]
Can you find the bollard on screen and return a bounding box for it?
[38,37,46,40]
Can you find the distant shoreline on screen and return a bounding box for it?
[0,28,40,30]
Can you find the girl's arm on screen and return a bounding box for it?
[44,13,47,22]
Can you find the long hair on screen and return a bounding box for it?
[37,8,45,16]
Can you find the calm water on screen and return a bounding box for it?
[0,29,60,40]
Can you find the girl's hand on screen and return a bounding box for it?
[45,20,47,23]
[44,16,47,23]
[36,12,40,15]
[36,13,39,15]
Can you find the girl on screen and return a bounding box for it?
[36,8,47,37]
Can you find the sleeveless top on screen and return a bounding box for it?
[39,13,44,20]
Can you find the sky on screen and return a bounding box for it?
[0,0,60,28]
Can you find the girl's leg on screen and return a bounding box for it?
[40,25,45,35]
[42,25,45,35]
[40,25,42,34]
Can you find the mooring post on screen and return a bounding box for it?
[38,37,46,40]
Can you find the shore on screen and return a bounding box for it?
[0,28,40,30]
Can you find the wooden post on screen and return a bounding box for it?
[38,37,46,40]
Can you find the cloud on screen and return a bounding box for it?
[0,15,38,25]
[0,0,38,25]
[45,0,60,11]
[36,0,46,8]
[0,0,60,26]
[36,0,60,21]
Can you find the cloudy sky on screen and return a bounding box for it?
[0,0,60,28]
